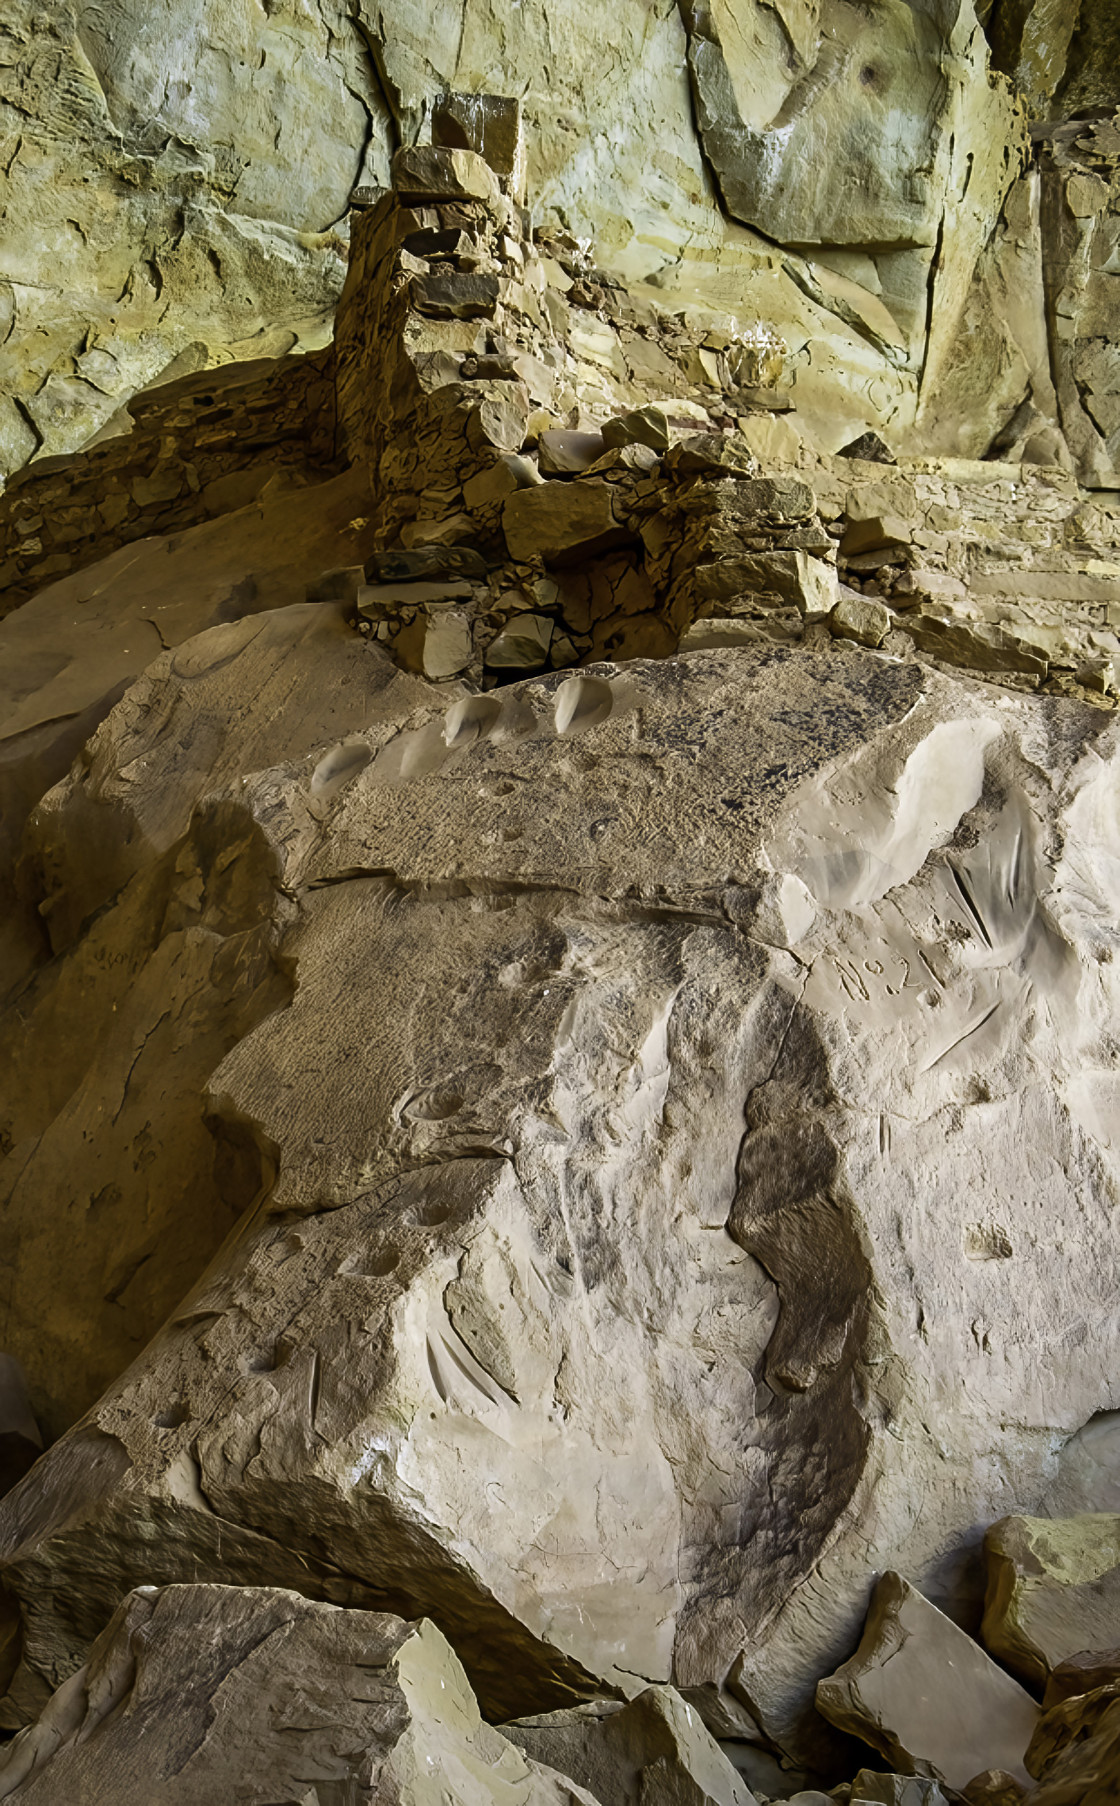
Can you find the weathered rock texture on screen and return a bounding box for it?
[0,351,338,618]
[2,17,1120,1801]
[982,1514,1120,1690]
[2,4,1118,480]
[0,1584,602,1804]
[3,624,1120,1769]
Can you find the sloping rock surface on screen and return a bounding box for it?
[0,1584,601,1804]
[816,1574,1038,1788]
[1,635,1119,1764]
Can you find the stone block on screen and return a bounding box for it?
[0,1584,599,1804]
[538,430,607,476]
[902,612,1048,678]
[358,581,473,617]
[816,1573,1038,1791]
[695,550,836,620]
[410,272,500,319]
[602,406,670,453]
[392,608,474,679]
[841,514,913,557]
[432,92,524,196]
[484,613,555,673]
[367,546,488,582]
[503,481,632,564]
[391,145,501,207]
[679,619,766,652]
[462,454,542,508]
[850,1773,949,1806]
[830,592,892,647]
[982,1515,1120,1691]
[663,433,758,477]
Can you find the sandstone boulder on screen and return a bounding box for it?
[0,1585,602,1804]
[983,1515,1120,1690]
[1,643,1120,1770]
[505,1685,758,1806]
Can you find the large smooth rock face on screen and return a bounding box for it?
[0,2,387,473]
[0,1585,601,1804]
[982,1515,1120,1690]
[1,643,1120,1761]
[816,1575,1038,1789]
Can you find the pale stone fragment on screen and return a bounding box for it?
[816,1574,1038,1791]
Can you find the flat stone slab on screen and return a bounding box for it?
[816,1573,1038,1791]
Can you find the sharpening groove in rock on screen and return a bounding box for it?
[0,11,1119,1805]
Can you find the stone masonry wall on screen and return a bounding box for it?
[0,350,338,620]
[329,140,1120,707]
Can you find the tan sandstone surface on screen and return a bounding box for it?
[1,13,1120,1804]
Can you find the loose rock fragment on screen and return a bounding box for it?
[816,1574,1038,1791]
[830,592,891,647]
[484,612,556,673]
[538,430,607,476]
[1024,1683,1120,1801]
[1044,1649,1120,1711]
[505,1684,759,1806]
[602,407,670,453]
[983,1515,1120,1691]
[0,1585,602,1805]
[663,434,758,477]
